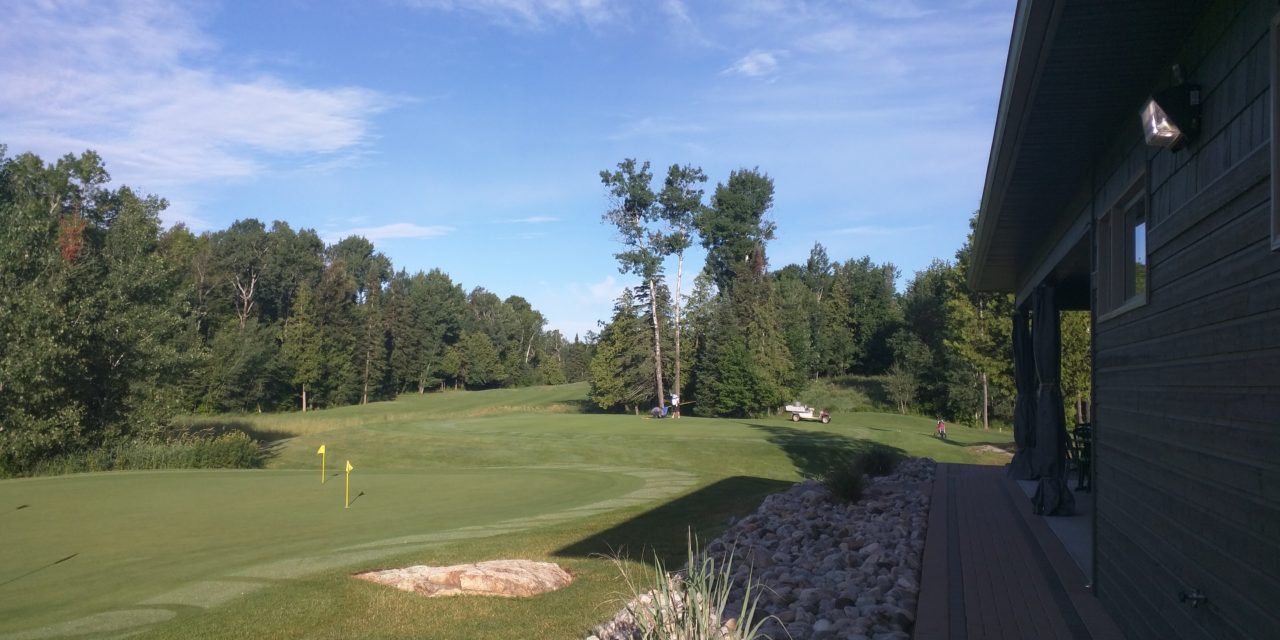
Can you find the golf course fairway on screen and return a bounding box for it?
[0,384,1011,639]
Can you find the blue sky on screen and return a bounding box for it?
[1,0,1015,338]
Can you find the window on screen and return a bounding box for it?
[1098,182,1148,316]
[1272,12,1279,250]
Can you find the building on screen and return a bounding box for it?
[969,1,1278,638]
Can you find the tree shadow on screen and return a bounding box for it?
[745,423,907,480]
[553,476,793,568]
[927,434,1016,451]
[551,399,601,414]
[174,418,294,444]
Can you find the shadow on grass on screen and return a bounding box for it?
[745,423,907,480]
[0,553,78,588]
[547,399,601,414]
[928,435,1016,451]
[553,476,792,568]
[175,418,294,444]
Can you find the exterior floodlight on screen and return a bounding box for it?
[1141,84,1200,151]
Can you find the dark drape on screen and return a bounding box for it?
[1030,285,1075,516]
[1007,307,1037,480]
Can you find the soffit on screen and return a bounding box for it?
[971,0,1207,292]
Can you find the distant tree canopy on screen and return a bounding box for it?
[589,160,1088,426]
[0,146,586,475]
[0,145,1092,474]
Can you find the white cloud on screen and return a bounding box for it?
[723,50,783,78]
[399,0,618,28]
[661,0,694,26]
[324,223,454,243]
[0,1,392,192]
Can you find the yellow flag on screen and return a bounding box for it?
[346,461,353,473]
[317,444,326,454]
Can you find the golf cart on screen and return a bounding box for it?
[785,403,830,424]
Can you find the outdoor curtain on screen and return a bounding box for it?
[1007,307,1037,480]
[1030,285,1075,516]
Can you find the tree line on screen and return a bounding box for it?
[0,147,592,473]
[588,159,1091,424]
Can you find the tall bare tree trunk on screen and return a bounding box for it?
[981,372,989,430]
[301,384,308,413]
[673,255,684,405]
[361,348,371,405]
[649,277,666,409]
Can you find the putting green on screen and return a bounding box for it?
[0,464,695,639]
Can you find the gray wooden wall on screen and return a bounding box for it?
[1084,0,1278,637]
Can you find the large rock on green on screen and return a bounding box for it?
[355,560,573,597]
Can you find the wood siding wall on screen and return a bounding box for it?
[1086,1,1278,638]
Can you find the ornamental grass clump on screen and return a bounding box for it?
[860,445,902,477]
[610,534,778,639]
[822,458,866,504]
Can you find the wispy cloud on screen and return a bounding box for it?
[0,1,393,192]
[723,50,784,78]
[324,223,454,243]
[398,0,619,28]
[565,275,622,305]
[660,0,714,46]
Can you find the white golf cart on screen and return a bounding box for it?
[785,403,831,424]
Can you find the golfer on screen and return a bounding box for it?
[670,392,681,419]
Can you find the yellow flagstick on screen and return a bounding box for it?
[345,460,354,509]
[317,444,326,483]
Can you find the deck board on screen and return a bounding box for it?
[915,464,1125,640]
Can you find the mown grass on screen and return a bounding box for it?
[0,383,1011,640]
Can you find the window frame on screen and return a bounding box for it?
[1098,177,1149,320]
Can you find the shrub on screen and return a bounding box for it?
[8,431,264,478]
[823,459,866,503]
[860,445,902,477]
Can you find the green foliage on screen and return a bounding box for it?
[885,365,918,414]
[0,145,562,473]
[697,168,776,290]
[281,283,322,409]
[7,431,263,478]
[590,289,655,411]
[0,148,188,474]
[1060,310,1092,424]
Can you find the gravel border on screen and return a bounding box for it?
[589,458,935,640]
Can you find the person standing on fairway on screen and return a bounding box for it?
[936,419,947,439]
[670,392,681,419]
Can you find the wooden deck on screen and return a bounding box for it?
[914,464,1124,640]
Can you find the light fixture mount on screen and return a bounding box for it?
[1141,82,1201,152]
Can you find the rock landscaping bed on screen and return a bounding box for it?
[589,458,935,640]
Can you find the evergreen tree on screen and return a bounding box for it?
[589,289,654,412]
[282,283,322,411]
